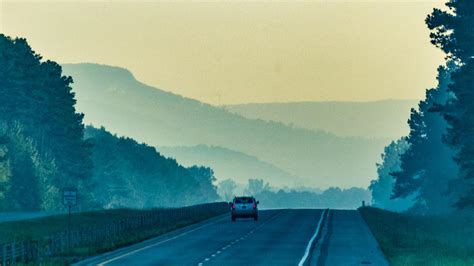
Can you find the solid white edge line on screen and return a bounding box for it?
[297,209,329,266]
[96,216,226,266]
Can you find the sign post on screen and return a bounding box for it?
[63,187,77,253]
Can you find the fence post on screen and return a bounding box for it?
[2,244,6,266]
[11,243,16,266]
[20,242,25,263]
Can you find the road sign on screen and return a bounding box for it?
[63,187,77,206]
[63,187,77,253]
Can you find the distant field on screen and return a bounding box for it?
[360,207,474,266]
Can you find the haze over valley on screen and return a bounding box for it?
[63,63,410,189]
[226,100,417,139]
[3,1,474,264]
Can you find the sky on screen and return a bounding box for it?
[1,0,446,105]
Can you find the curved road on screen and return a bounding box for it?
[76,209,388,266]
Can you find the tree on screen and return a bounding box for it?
[217,179,237,201]
[391,65,459,214]
[84,126,220,208]
[369,139,413,212]
[187,166,219,203]
[426,1,474,63]
[0,134,11,207]
[426,1,474,208]
[244,179,270,196]
[0,123,59,211]
[0,34,92,210]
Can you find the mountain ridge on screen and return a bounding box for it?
[225,100,417,139]
[63,63,389,188]
[158,145,301,187]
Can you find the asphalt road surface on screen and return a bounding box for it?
[76,209,388,266]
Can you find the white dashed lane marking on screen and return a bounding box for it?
[197,211,284,265]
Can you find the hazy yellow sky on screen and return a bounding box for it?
[1,0,445,105]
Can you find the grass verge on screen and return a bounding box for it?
[0,203,228,265]
[359,207,474,266]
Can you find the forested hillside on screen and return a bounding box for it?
[84,127,219,208]
[0,34,219,211]
[63,63,387,188]
[158,145,299,187]
[0,35,92,210]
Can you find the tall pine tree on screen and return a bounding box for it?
[392,65,459,214]
[0,34,92,210]
[369,138,413,212]
[426,1,474,208]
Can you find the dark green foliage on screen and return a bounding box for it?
[426,1,474,208]
[369,139,413,212]
[360,207,474,265]
[187,166,219,203]
[443,62,474,208]
[0,34,220,210]
[0,124,59,210]
[1,126,41,211]
[426,1,474,62]
[0,34,91,210]
[84,126,219,209]
[391,65,459,214]
[0,135,10,203]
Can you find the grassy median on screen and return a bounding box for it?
[359,207,474,266]
[0,203,228,265]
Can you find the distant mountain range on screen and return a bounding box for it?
[63,63,391,188]
[225,100,417,139]
[158,145,299,187]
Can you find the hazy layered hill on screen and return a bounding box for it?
[63,63,388,188]
[158,145,299,187]
[225,100,417,139]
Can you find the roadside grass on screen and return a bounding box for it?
[0,203,228,265]
[0,208,201,242]
[359,207,474,266]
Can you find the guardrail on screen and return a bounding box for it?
[0,202,228,265]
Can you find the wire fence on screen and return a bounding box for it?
[0,202,229,265]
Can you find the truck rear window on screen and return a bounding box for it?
[235,198,254,203]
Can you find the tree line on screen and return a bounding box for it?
[0,34,218,211]
[370,0,474,214]
[84,126,219,209]
[218,178,371,209]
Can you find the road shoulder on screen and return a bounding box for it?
[311,209,389,266]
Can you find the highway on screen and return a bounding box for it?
[76,209,388,266]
